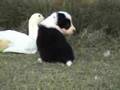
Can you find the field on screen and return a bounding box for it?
[0,0,120,90]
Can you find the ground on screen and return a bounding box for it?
[0,38,120,90]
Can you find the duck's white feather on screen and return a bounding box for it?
[0,13,44,54]
[0,30,36,54]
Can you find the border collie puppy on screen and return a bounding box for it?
[37,11,76,66]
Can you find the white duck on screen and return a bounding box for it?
[0,13,44,54]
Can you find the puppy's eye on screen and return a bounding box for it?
[64,20,71,29]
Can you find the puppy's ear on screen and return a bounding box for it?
[57,12,71,29]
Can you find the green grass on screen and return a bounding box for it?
[0,0,120,89]
[0,37,120,90]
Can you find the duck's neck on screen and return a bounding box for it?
[28,21,39,40]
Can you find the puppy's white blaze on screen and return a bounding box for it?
[37,58,42,63]
[58,11,72,20]
[29,13,45,40]
[66,61,73,67]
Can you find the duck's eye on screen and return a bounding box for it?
[38,15,41,17]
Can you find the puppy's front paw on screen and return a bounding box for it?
[66,61,73,67]
[37,58,42,63]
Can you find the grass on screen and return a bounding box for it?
[0,0,120,89]
[0,39,120,90]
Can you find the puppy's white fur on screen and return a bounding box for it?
[41,11,76,36]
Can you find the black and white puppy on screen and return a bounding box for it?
[37,11,76,66]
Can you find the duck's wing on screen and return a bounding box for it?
[0,30,28,40]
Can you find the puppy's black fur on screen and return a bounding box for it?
[57,13,71,29]
[37,25,74,64]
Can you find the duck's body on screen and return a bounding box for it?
[0,13,44,54]
[0,30,36,54]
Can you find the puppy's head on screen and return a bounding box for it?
[41,11,76,35]
[57,11,76,35]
